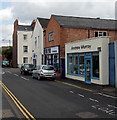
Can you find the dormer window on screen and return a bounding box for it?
[94,31,107,37]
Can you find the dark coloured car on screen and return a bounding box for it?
[20,64,35,75]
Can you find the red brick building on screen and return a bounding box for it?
[44,15,117,77]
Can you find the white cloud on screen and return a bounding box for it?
[11,1,115,23]
[1,0,117,2]
[0,0,116,46]
[0,7,13,21]
[0,24,13,46]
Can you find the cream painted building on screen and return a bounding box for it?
[31,18,49,67]
[65,37,109,85]
[17,26,33,67]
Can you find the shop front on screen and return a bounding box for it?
[44,45,60,72]
[65,37,109,85]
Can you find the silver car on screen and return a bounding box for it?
[32,65,56,80]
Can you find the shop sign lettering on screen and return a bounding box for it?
[71,45,91,50]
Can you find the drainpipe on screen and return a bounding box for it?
[115,40,117,88]
[88,29,90,38]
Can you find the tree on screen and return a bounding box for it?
[2,46,13,62]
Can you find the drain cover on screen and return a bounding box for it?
[76,112,98,118]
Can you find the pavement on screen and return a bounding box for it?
[1,86,24,120]
[56,77,117,97]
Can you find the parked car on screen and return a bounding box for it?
[20,64,35,75]
[2,60,9,67]
[32,65,56,80]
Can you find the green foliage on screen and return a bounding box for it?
[2,46,13,62]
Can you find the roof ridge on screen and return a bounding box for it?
[37,17,49,20]
[18,25,32,27]
[52,14,116,21]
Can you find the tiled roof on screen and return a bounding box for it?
[17,25,33,31]
[37,18,49,28]
[52,15,117,30]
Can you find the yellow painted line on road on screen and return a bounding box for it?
[0,81,36,120]
[55,80,96,92]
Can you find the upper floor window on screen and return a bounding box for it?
[23,57,28,63]
[49,32,54,42]
[35,37,37,47]
[38,36,40,48]
[23,35,27,40]
[23,46,28,53]
[94,31,107,37]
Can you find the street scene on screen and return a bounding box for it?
[1,68,117,119]
[0,0,117,119]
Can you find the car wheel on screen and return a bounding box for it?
[52,78,55,81]
[22,71,25,75]
[37,74,40,80]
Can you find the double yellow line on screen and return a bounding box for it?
[0,81,36,120]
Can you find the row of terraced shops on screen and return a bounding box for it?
[13,15,117,87]
[44,15,117,87]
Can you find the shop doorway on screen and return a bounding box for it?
[85,59,91,83]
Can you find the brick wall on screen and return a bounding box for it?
[12,19,18,67]
[45,16,61,48]
[45,17,117,76]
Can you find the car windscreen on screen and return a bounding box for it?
[3,61,9,65]
[24,64,34,68]
[42,66,54,70]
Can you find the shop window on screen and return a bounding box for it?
[67,54,73,74]
[73,54,78,74]
[92,53,99,78]
[47,55,52,65]
[79,54,84,75]
[53,54,59,72]
[45,48,51,54]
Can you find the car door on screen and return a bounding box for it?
[35,65,40,78]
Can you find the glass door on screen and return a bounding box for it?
[85,59,91,83]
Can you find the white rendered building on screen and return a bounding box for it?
[31,18,49,67]
[65,37,109,85]
[17,26,33,67]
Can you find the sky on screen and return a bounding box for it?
[0,0,117,46]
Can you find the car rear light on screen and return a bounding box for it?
[39,70,43,73]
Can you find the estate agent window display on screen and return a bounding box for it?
[67,52,99,80]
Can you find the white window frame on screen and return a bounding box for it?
[23,57,28,63]
[23,46,28,53]
[49,32,54,42]
[94,31,107,37]
[23,34,27,40]
[35,37,37,47]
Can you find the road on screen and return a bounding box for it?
[1,68,117,119]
